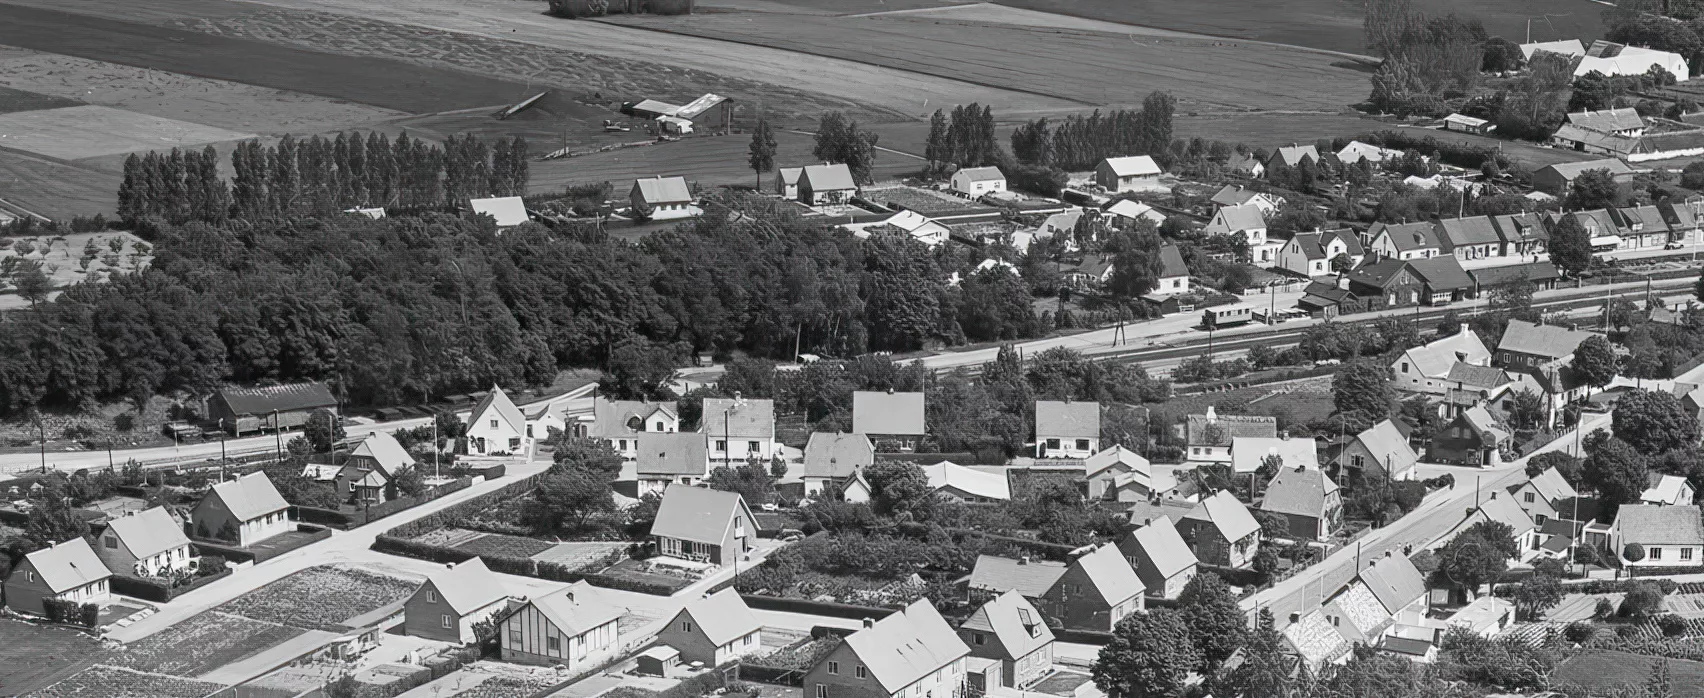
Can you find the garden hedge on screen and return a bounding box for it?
[41,598,100,628]
[739,594,894,621]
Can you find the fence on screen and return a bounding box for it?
[109,567,234,603]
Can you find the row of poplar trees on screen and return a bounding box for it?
[117,132,531,225]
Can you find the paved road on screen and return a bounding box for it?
[0,384,597,475]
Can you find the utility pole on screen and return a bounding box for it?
[37,416,46,474]
[274,409,283,462]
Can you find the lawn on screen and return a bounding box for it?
[602,558,698,595]
[30,665,223,698]
[220,565,416,630]
[105,612,304,677]
[1151,377,1337,431]
[454,532,555,559]
[0,619,104,696]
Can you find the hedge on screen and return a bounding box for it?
[291,478,475,530]
[372,534,671,593]
[739,594,894,621]
[190,524,332,564]
[112,564,237,604]
[42,598,100,628]
[1054,628,1114,645]
[949,528,1075,561]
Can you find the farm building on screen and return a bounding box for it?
[208,381,338,435]
[4,538,111,616]
[1530,159,1635,195]
[623,93,734,134]
[1441,114,1491,134]
[630,176,698,221]
[773,167,802,199]
[1524,39,1689,82]
[1094,156,1162,192]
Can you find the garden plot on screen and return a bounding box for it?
[453,533,556,559]
[0,105,252,160]
[0,618,104,695]
[30,665,222,698]
[220,565,416,630]
[529,541,626,566]
[105,612,304,677]
[0,231,151,290]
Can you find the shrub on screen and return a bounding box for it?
[1595,598,1617,619]
[1619,581,1667,618]
[1658,614,1689,637]
[1564,621,1595,643]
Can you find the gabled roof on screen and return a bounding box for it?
[1105,199,1164,223]
[1433,216,1501,248]
[590,398,679,439]
[1567,107,1645,134]
[1269,145,1319,168]
[1036,400,1100,440]
[960,590,1053,661]
[1461,406,1510,445]
[1407,255,1473,292]
[215,382,336,416]
[1497,320,1593,360]
[802,432,875,479]
[1336,141,1402,165]
[1344,258,1411,290]
[205,472,289,521]
[1370,221,1441,252]
[1124,497,1197,527]
[955,166,1006,183]
[650,485,754,546]
[1072,544,1143,606]
[21,538,110,593]
[853,391,926,436]
[1331,581,1393,638]
[1210,184,1279,208]
[531,581,624,636]
[1185,490,1260,542]
[679,588,760,647]
[1283,610,1351,668]
[1537,158,1635,181]
[104,506,191,560]
[348,432,415,476]
[701,398,775,439]
[634,432,709,477]
[923,462,1011,500]
[1401,329,1491,379]
[777,167,803,185]
[1643,473,1692,505]
[1124,517,1197,580]
[1086,446,1169,491]
[1490,213,1550,244]
[1211,204,1266,233]
[1349,420,1418,474]
[842,600,969,693]
[1068,254,1115,279]
[1449,492,1535,544]
[424,558,507,615]
[1616,504,1704,544]
[1323,229,1365,256]
[470,386,526,435]
[1445,363,1509,389]
[1158,243,1189,279]
[1357,553,1427,615]
[1470,261,1561,288]
[1230,437,1318,474]
[969,554,1068,597]
[1521,39,1586,59]
[1261,465,1339,519]
[469,196,528,227]
[632,176,693,204]
[1288,231,1327,260]
[802,163,857,191]
[1527,467,1579,505]
[1099,155,1161,177]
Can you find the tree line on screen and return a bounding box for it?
[1009,92,1175,171]
[117,132,530,226]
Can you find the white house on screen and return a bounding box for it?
[1204,204,1280,267]
[1185,407,1277,464]
[1095,156,1162,192]
[1105,199,1167,229]
[96,506,193,578]
[923,462,1011,502]
[634,432,711,497]
[191,472,293,547]
[467,386,528,456]
[1391,329,1492,396]
[1153,243,1190,296]
[1209,185,1282,214]
[1367,221,1443,260]
[1336,141,1404,166]
[630,176,698,221]
[1642,474,1697,507]
[873,210,951,247]
[774,167,803,199]
[589,397,680,460]
[1612,504,1704,569]
[799,163,859,205]
[500,582,624,667]
[803,600,970,698]
[1277,229,1364,277]
[702,396,777,466]
[950,166,1007,197]
[1035,400,1100,459]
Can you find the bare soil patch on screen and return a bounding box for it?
[0,85,80,114]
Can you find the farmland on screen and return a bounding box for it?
[30,665,223,698]
[0,619,104,696]
[530,131,921,194]
[0,151,118,221]
[220,565,417,630]
[105,612,304,677]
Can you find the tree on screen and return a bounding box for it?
[23,494,91,551]
[1505,388,1546,431]
[303,408,344,453]
[550,436,624,475]
[12,262,52,308]
[1177,573,1249,672]
[1513,572,1562,620]
[1571,334,1619,389]
[864,461,931,515]
[1526,451,1583,485]
[1566,169,1622,210]
[1624,541,1647,563]
[1584,436,1649,508]
[924,109,950,174]
[1614,389,1699,455]
[390,466,427,498]
[1093,609,1201,698]
[1208,609,1291,698]
[1437,520,1518,594]
[1482,37,1523,72]
[1333,359,1394,422]
[747,116,777,189]
[1620,580,1667,618]
[1549,214,1593,277]
[706,462,775,505]
[529,467,614,534]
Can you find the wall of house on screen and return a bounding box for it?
[1392,355,1450,395]
[1512,484,1562,526]
[1187,444,1231,463]
[404,584,505,644]
[709,436,776,466]
[501,605,620,667]
[804,642,894,698]
[96,534,191,578]
[467,418,525,456]
[1040,565,1139,632]
[1037,436,1098,460]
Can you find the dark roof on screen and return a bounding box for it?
[1260,466,1339,519]
[1407,256,1473,291]
[1490,213,1549,244]
[1469,261,1560,288]
[634,432,709,477]
[1498,320,1593,360]
[1370,222,1440,252]
[1185,412,1277,447]
[1445,363,1508,388]
[1433,216,1501,248]
[1344,258,1410,290]
[216,382,336,416]
[1567,107,1645,133]
[1158,244,1189,279]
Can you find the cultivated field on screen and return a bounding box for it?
[0,619,104,696]
[0,231,151,303]
[0,151,118,221]
[105,612,304,677]
[30,665,222,698]
[0,105,252,160]
[0,84,79,114]
[529,131,921,194]
[220,565,417,630]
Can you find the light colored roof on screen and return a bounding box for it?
[1643,474,1692,505]
[1401,329,1491,379]
[1463,406,1510,445]
[923,461,1011,500]
[853,391,926,436]
[1497,320,1593,360]
[1527,467,1579,504]
[1446,596,1514,633]
[348,432,415,476]
[1335,141,1402,165]
[1331,581,1393,638]
[969,554,1068,597]
[1072,544,1143,606]
[1125,517,1196,580]
[673,93,728,119]
[104,506,191,560]
[424,558,507,615]
[206,472,289,521]
[470,386,526,435]
[777,167,803,185]
[1450,492,1535,544]
[1211,204,1266,232]
[1185,490,1260,542]
[215,382,336,416]
[679,588,760,646]
[1521,39,1586,59]
[1539,158,1635,180]
[469,196,528,227]
[842,599,970,693]
[632,176,693,204]
[1283,610,1351,668]
[1100,155,1161,177]
[955,166,1006,183]
[1617,504,1704,544]
[1270,145,1320,167]
[1210,184,1277,208]
[802,432,875,479]
[531,581,624,636]
[22,538,110,593]
[301,463,340,482]
[959,590,1053,661]
[631,99,682,115]
[802,163,857,191]
[1124,498,1197,526]
[1105,199,1163,222]
[1351,420,1418,473]
[590,398,678,439]
[1551,124,1638,154]
[1084,445,1150,479]
[1036,400,1099,440]
[650,485,753,546]
[1358,553,1427,615]
[1230,437,1318,474]
[634,432,709,477]
[701,398,775,439]
[1444,113,1489,127]
[1261,465,1339,519]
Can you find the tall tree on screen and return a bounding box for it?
[924,109,950,174]
[1437,520,1518,594]
[1334,358,1395,421]
[1584,436,1650,509]
[1177,573,1249,672]
[1566,169,1622,210]
[1613,388,1699,455]
[270,135,301,217]
[1094,609,1202,698]
[117,153,145,223]
[199,146,231,223]
[747,116,777,189]
[864,460,931,514]
[1570,334,1619,390]
[1548,213,1592,277]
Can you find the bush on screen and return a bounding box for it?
[1595,598,1617,619]
[1564,621,1595,643]
[1658,614,1689,637]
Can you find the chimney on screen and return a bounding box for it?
[862,617,875,629]
[887,387,894,394]
[446,562,457,569]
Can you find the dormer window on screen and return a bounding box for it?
[628,416,644,432]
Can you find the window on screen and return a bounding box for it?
[1400,362,1409,374]
[1351,454,1364,468]
[815,687,828,698]
[1684,548,1695,561]
[1651,547,1664,561]
[748,440,760,452]
[1075,439,1090,451]
[547,636,560,652]
[856,665,867,679]
[1524,492,1535,504]
[746,634,755,646]
[24,570,33,583]
[827,661,839,675]
[973,632,985,645]
[716,440,727,452]
[105,536,117,549]
[1047,438,1060,449]
[441,614,452,629]
[490,419,499,428]
[681,620,693,633]
[510,627,522,643]
[526,425,534,437]
[427,590,438,603]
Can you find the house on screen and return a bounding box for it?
[1095,155,1162,192]
[1230,436,1318,475]
[1343,258,1422,309]
[650,485,756,567]
[1496,320,1594,369]
[799,163,859,205]
[1498,366,1590,429]
[630,176,698,220]
[1296,281,1359,319]
[1433,216,1503,261]
[1441,363,1514,417]
[1551,207,1625,251]
[1442,113,1491,134]
[1035,400,1100,459]
[1643,473,1696,506]
[191,472,292,546]
[969,546,1143,632]
[1063,254,1115,289]
[1445,596,1516,638]
[1321,553,1428,647]
[1612,504,1704,569]
[1035,209,1085,251]
[590,397,680,460]
[1613,205,1672,250]
[853,390,926,452]
[208,381,338,435]
[1283,610,1352,671]
[1178,491,1262,568]
[1226,152,1266,178]
[1531,39,1691,81]
[1261,465,1343,540]
[500,581,623,667]
[775,167,803,199]
[1430,406,1509,467]
[1153,243,1191,296]
[335,432,416,505]
[1266,144,1320,170]
[1489,213,1550,257]
[1117,517,1198,599]
[1436,491,1540,558]
[96,506,193,578]
[469,196,528,227]
[803,599,969,698]
[1366,221,1443,260]
[1336,141,1405,166]
[1659,199,1703,244]
[1509,467,1579,526]
[466,386,527,456]
[1123,497,1197,529]
[1470,261,1561,293]
[4,538,111,616]
[1531,159,1635,195]
[1104,199,1167,229]
[657,588,763,666]
[701,396,777,466]
[1334,420,1419,482]
[867,210,951,248]
[405,558,510,644]
[1548,124,1640,157]
[634,433,712,497]
[1277,229,1364,277]
[1209,184,1282,214]
[1204,204,1269,258]
[1392,328,1492,396]
[958,590,1054,690]
[951,166,1007,197]
[1407,255,1474,306]
[1085,445,1171,501]
[801,432,876,501]
[1185,407,1278,463]
[923,462,1011,502]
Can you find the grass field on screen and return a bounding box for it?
[0,150,120,220]
[528,131,921,194]
[0,619,103,696]
[0,105,252,160]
